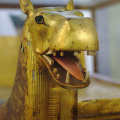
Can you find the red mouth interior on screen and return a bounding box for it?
[52,55,84,81]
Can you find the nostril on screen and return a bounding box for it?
[67,18,72,21]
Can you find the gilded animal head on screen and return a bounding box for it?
[19,0,99,89]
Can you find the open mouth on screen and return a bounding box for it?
[38,50,90,89]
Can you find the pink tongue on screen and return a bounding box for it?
[52,56,84,81]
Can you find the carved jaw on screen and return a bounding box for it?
[37,51,90,89]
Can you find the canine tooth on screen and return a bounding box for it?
[57,74,60,79]
[53,52,57,56]
[82,72,89,83]
[90,52,96,56]
[65,71,70,84]
[74,51,81,56]
[46,50,53,55]
[53,68,57,73]
[79,62,83,71]
[60,52,64,56]
[43,55,54,65]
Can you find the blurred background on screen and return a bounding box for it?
[0,0,120,104]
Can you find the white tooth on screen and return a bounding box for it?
[65,71,70,84]
[53,52,57,56]
[87,51,96,56]
[82,71,89,83]
[43,55,54,65]
[46,50,53,55]
[74,52,79,56]
[57,74,60,79]
[53,68,57,73]
[60,52,64,56]
[90,52,96,56]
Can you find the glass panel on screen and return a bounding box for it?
[0,9,26,36]
[95,4,120,81]
[0,9,26,103]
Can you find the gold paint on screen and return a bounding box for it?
[19,0,99,54]
[66,0,74,11]
[78,51,86,68]
[19,0,34,15]
[78,98,120,120]
[25,43,49,119]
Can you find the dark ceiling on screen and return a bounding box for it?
[0,0,111,7]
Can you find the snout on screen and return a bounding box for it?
[50,17,99,52]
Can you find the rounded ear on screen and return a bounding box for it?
[66,0,74,11]
[19,0,34,15]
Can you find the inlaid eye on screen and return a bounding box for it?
[35,15,44,24]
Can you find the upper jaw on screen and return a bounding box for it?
[49,17,99,53]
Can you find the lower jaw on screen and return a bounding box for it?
[37,52,90,89]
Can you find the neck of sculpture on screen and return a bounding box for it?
[19,27,51,119]
[6,23,78,120]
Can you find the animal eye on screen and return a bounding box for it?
[35,15,44,24]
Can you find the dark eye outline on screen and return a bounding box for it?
[35,15,44,24]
